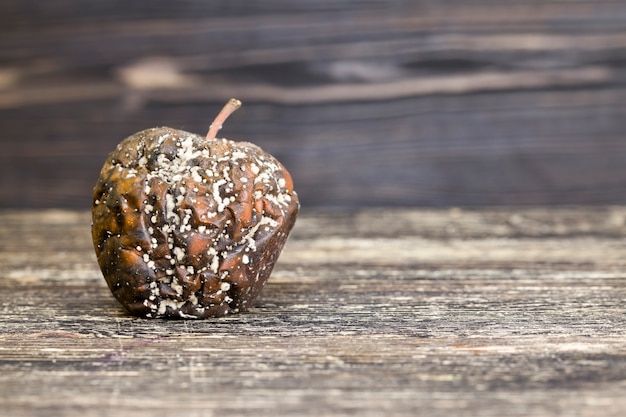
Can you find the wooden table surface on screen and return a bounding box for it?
[1,207,626,416]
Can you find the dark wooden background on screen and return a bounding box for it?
[2,1,626,209]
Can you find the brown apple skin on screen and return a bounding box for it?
[92,127,299,318]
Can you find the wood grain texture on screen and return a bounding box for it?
[1,207,626,416]
[2,2,626,209]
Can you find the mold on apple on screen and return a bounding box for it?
[91,99,299,318]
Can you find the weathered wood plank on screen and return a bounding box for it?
[0,208,626,416]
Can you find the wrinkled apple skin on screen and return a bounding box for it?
[92,127,299,318]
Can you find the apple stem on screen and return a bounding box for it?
[206,98,242,141]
